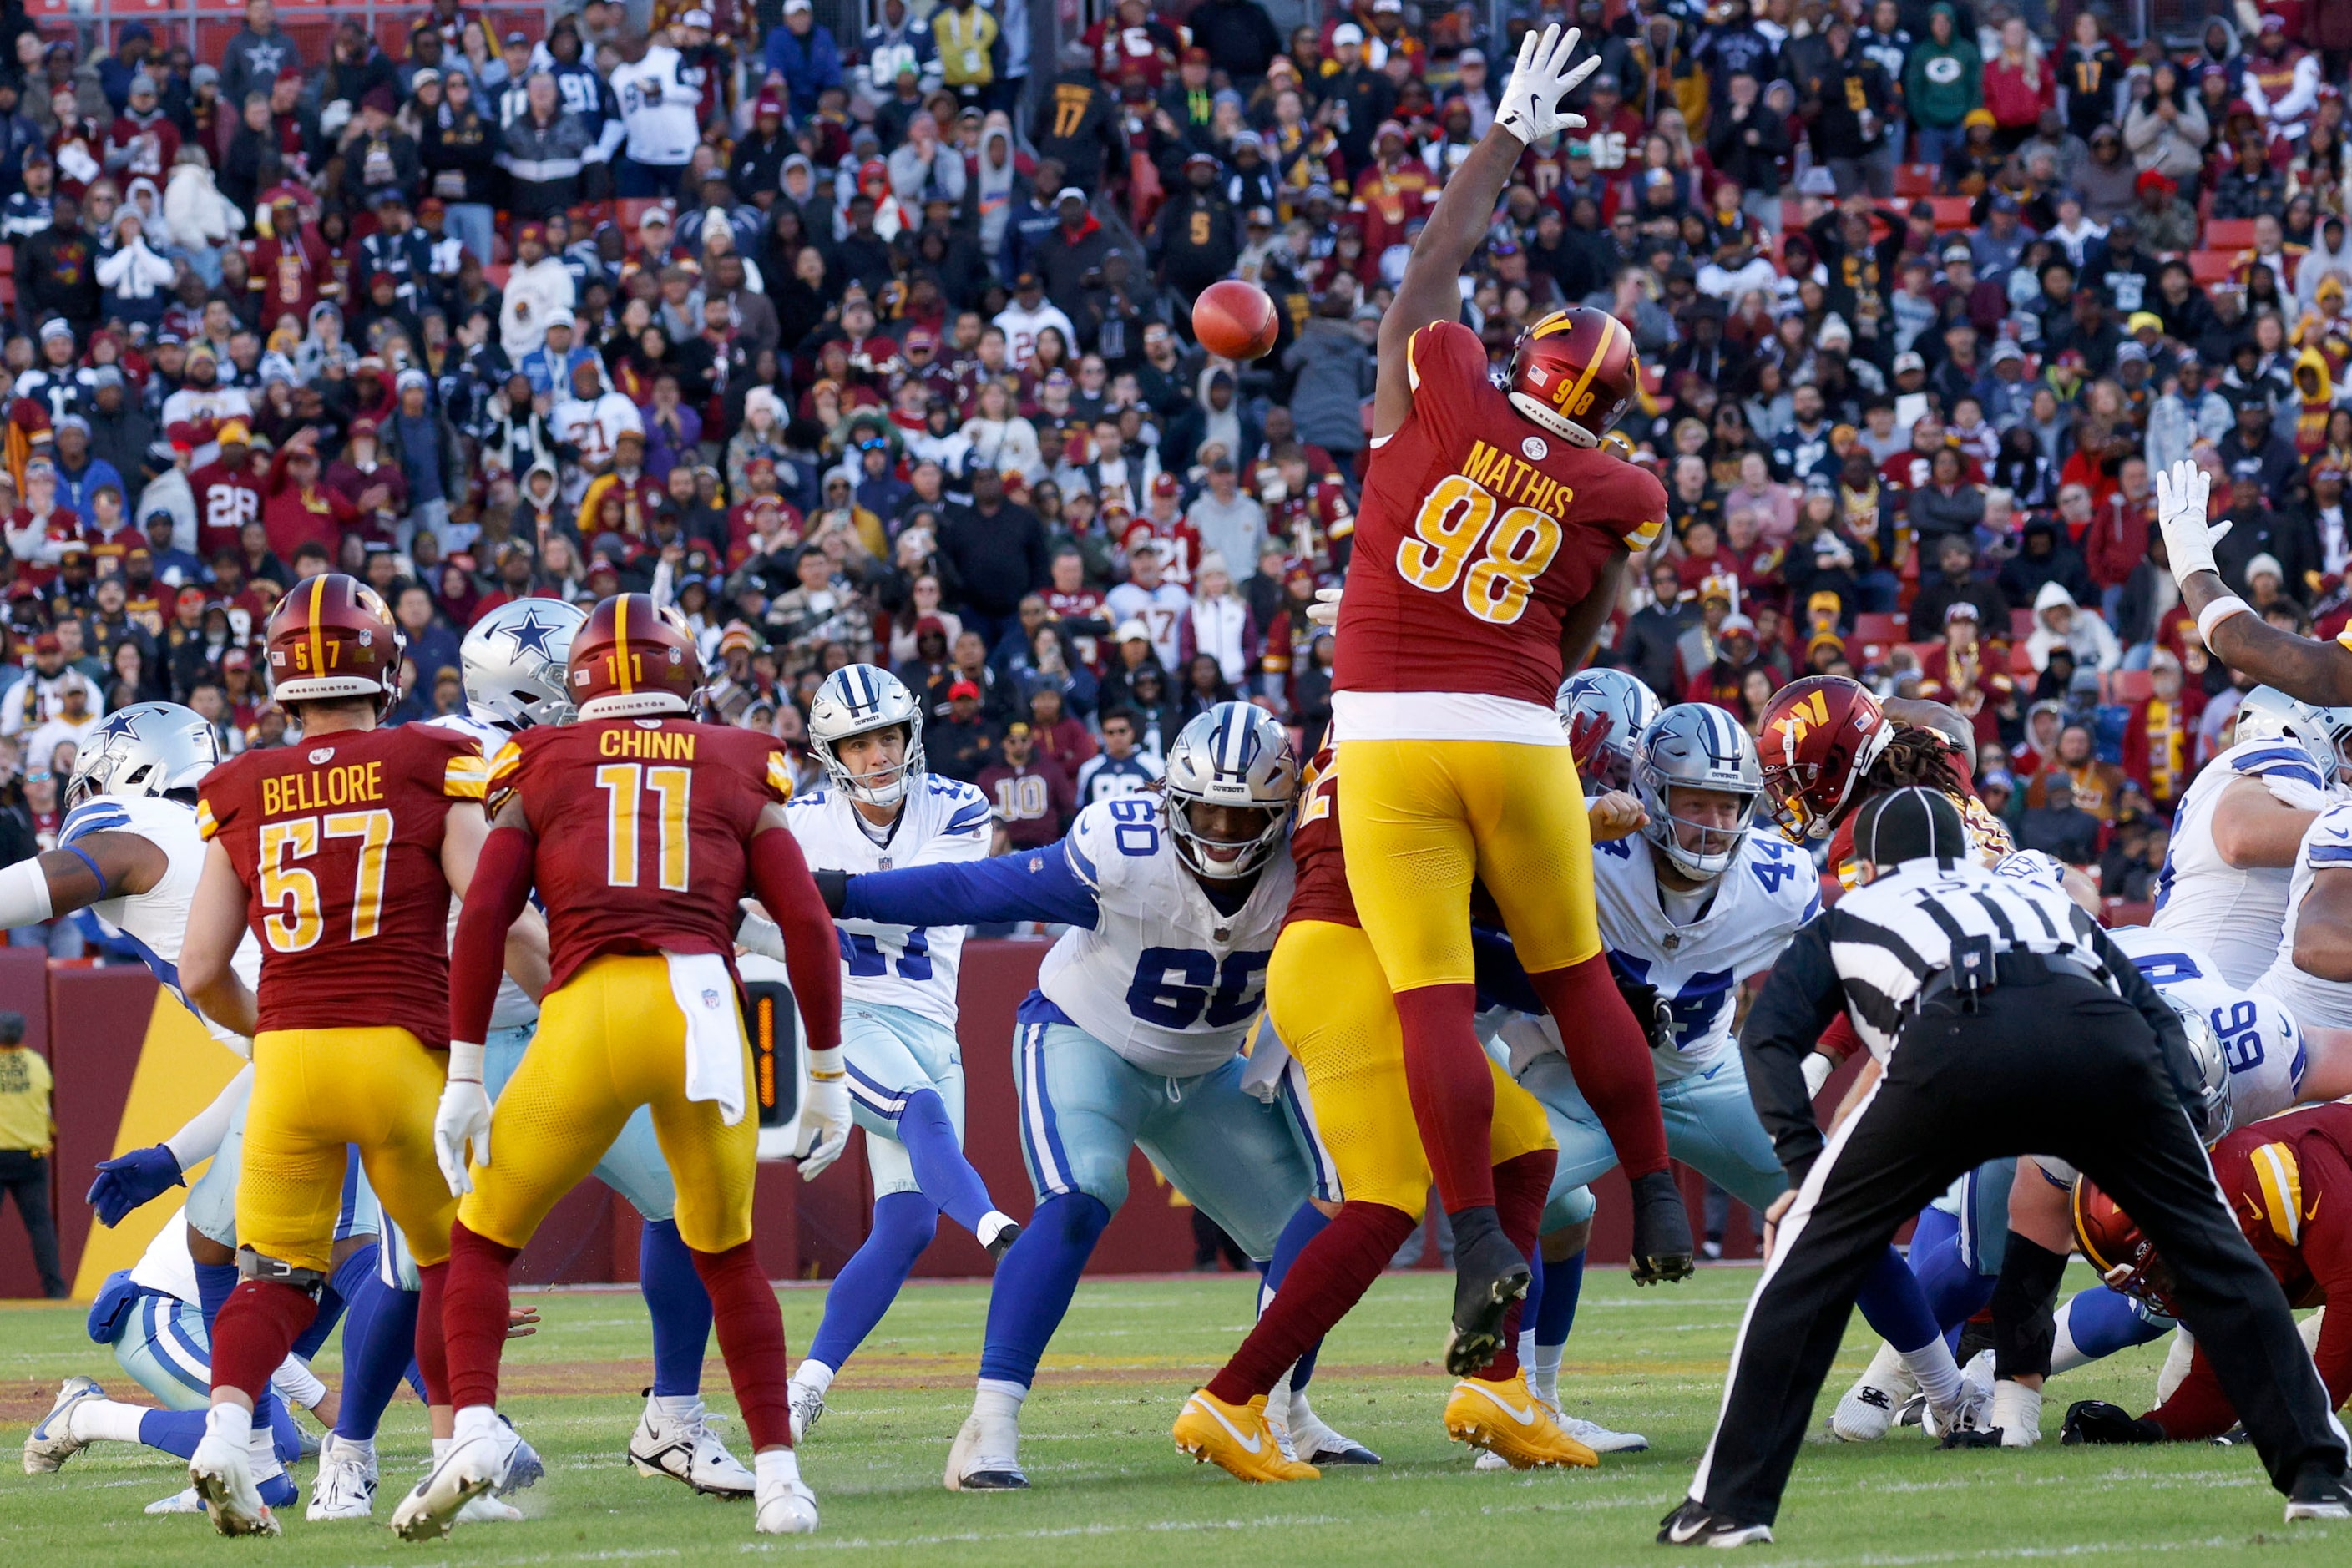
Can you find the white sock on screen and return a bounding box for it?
[973,1378,1026,1431]
[70,1399,148,1445]
[1903,1338,1963,1409]
[205,1403,253,1450]
[1288,1388,1322,1432]
[2050,1296,2091,1377]
[337,1434,377,1467]
[1530,1339,1565,1408]
[650,1393,702,1421]
[755,1448,802,1489]
[1990,1379,2041,1444]
[977,1210,1018,1250]
[453,1404,503,1446]
[792,1359,836,1397]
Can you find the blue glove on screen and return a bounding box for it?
[87,1144,184,1227]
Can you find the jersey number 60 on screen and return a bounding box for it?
[1397,473,1565,627]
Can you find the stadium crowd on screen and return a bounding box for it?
[0,0,2337,938]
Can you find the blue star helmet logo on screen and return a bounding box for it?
[93,710,144,745]
[502,609,562,658]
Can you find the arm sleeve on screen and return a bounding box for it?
[2144,1340,2238,1440]
[746,825,842,1055]
[1739,917,1851,1186]
[162,1061,254,1168]
[838,837,1101,928]
[448,823,535,1048]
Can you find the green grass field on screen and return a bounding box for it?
[0,1263,2341,1565]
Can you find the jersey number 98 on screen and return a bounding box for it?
[1397,473,1565,626]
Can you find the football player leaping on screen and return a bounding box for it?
[1317,23,1690,1365]
[754,665,1024,1439]
[812,702,1317,1491]
[409,594,846,1540]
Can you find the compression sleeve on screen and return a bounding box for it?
[1739,916,1852,1186]
[449,824,536,1048]
[162,1062,254,1168]
[0,855,54,928]
[838,837,1102,929]
[748,826,843,1055]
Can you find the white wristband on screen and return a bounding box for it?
[447,1039,486,1084]
[807,1045,844,1081]
[2195,594,2253,647]
[0,855,54,928]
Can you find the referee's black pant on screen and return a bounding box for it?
[1690,974,2345,1526]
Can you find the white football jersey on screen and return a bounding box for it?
[1503,829,1821,1082]
[1038,797,1293,1075]
[2109,926,2306,1126]
[2148,736,2330,987]
[787,773,992,1028]
[61,792,261,1056]
[427,711,534,1030]
[128,1202,201,1302]
[2253,799,2352,1032]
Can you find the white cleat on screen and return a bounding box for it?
[630,1399,755,1496]
[1830,1342,1918,1442]
[1284,1392,1382,1465]
[23,1376,103,1473]
[456,1494,526,1523]
[499,1425,545,1495]
[306,1434,378,1521]
[390,1426,517,1541]
[755,1449,820,1535]
[145,1486,205,1515]
[189,1427,280,1536]
[1560,1412,1650,1453]
[943,1410,1028,1491]
[787,1377,827,1445]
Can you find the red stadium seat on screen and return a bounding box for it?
[2107,669,2154,704]
[1893,164,1938,198]
[616,198,673,235]
[2202,218,2258,251]
[2190,250,2237,285]
[2010,642,2039,676]
[1898,640,1945,670]
[2010,608,2036,640]
[484,264,509,290]
[1853,611,1907,645]
[2102,898,2154,928]
[1927,196,1973,230]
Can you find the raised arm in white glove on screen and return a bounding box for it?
[2153,458,2225,582]
[1495,23,1601,149]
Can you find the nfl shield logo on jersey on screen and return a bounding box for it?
[1521,436,1549,461]
[701,988,722,1010]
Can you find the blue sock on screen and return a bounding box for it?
[1534,1248,1584,1349]
[640,1219,713,1398]
[333,1273,421,1443]
[897,1088,999,1236]
[1909,1206,1996,1338]
[1853,1243,1942,1353]
[807,1191,937,1373]
[194,1258,287,1440]
[2060,1284,2172,1362]
[292,1243,378,1360]
[974,1192,1109,1388]
[270,1398,301,1463]
[136,1404,298,1465]
[1262,1203,1331,1392]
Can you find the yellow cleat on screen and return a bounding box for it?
[1173,1391,1322,1483]
[1444,1373,1601,1470]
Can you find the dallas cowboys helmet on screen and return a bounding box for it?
[2161,987,2232,1143]
[65,702,220,811]
[1162,701,1299,880]
[1633,703,1763,881]
[1558,667,1661,792]
[2233,686,2342,786]
[808,665,926,807]
[461,599,590,731]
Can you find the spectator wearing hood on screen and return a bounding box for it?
[1999,512,2097,610]
[2026,579,2121,674]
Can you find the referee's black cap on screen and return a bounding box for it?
[1853,787,1968,869]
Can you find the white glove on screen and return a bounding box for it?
[434,1042,493,1197]
[794,1047,852,1181]
[1801,1050,1836,1098]
[1306,584,1343,630]
[735,900,785,962]
[1495,23,1600,148]
[2153,458,2227,580]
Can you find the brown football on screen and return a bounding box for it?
[1191,279,1281,361]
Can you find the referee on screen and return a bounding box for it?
[1662,788,2351,1547]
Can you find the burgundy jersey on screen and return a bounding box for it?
[1335,321,1666,713]
[488,717,792,992]
[1283,736,1358,930]
[198,723,488,1048]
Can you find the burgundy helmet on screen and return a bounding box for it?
[263,573,404,715]
[1507,306,1641,448]
[2072,1176,2180,1318]
[569,593,703,719]
[1756,675,1898,841]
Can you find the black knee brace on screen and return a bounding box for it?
[1990,1232,2070,1380]
[236,1245,328,1297]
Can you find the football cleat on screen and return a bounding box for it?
[390,1424,517,1541]
[630,1399,756,1496]
[787,1376,827,1444]
[500,1423,545,1494]
[1658,1499,1774,1547]
[943,1410,1028,1491]
[189,1426,279,1537]
[1560,1411,1650,1453]
[2286,1469,2352,1521]
[457,1494,526,1523]
[756,1449,820,1534]
[1925,1351,1995,1444]
[23,1376,102,1473]
[305,1433,378,1521]
[1173,1391,1321,1483]
[145,1486,205,1515]
[1830,1343,1917,1442]
[1444,1373,1600,1470]
[1628,1171,1697,1285]
[1444,1227,1532,1376]
[1285,1393,1382,1466]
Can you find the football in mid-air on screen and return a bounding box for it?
[1192,279,1280,361]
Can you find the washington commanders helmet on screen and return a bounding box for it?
[568,593,703,720]
[1756,675,1898,842]
[1507,306,1641,448]
[2071,1176,2179,1318]
[263,573,404,714]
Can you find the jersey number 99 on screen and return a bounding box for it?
[1397,473,1565,626]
